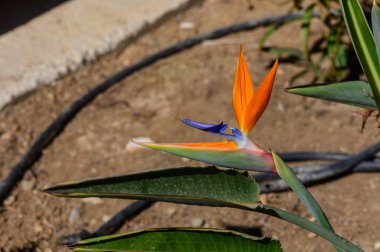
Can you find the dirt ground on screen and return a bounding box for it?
[0,1,379,251]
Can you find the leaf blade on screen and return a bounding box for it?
[255,206,363,252]
[271,153,335,232]
[70,228,282,252]
[44,166,261,208]
[300,4,315,59]
[272,152,343,252]
[372,1,380,66]
[45,167,364,251]
[287,81,376,109]
[339,0,380,110]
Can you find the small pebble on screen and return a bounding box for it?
[277,101,285,112]
[191,217,205,228]
[90,168,98,175]
[260,194,268,205]
[369,179,377,189]
[34,223,43,233]
[166,207,177,216]
[81,197,104,205]
[68,208,81,224]
[179,21,195,29]
[0,131,12,141]
[102,215,111,222]
[21,180,35,191]
[307,232,317,238]
[374,241,380,250]
[4,195,15,206]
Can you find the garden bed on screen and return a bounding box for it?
[0,1,379,251]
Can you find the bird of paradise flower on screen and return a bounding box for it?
[136,46,278,173]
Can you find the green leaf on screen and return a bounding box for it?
[45,167,364,251]
[262,46,304,60]
[287,81,377,109]
[259,18,299,50]
[289,69,310,83]
[259,24,283,50]
[255,206,363,252]
[336,43,347,69]
[69,228,282,252]
[327,27,339,59]
[271,153,334,230]
[339,0,380,110]
[272,152,342,252]
[300,4,315,59]
[327,28,347,69]
[371,1,380,66]
[44,166,261,208]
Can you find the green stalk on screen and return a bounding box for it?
[272,152,343,252]
[253,205,363,252]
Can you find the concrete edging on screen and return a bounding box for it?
[0,0,191,109]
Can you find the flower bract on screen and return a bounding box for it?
[135,46,278,172]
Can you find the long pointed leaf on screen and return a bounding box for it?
[45,167,363,251]
[339,0,380,110]
[287,81,376,109]
[272,152,342,252]
[255,205,363,252]
[372,1,380,66]
[70,228,282,252]
[301,4,315,59]
[44,166,260,208]
[262,46,304,60]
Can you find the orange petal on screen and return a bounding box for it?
[167,141,237,149]
[233,46,254,131]
[243,59,278,133]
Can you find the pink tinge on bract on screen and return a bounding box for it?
[135,141,275,173]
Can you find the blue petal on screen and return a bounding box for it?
[231,128,243,138]
[179,118,246,143]
[181,119,228,133]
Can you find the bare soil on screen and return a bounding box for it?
[0,1,379,251]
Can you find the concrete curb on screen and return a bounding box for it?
[0,0,191,109]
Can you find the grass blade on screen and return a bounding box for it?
[259,18,299,50]
[300,4,315,59]
[262,46,304,60]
